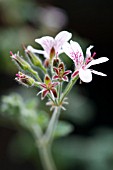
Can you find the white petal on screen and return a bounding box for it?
[86,57,109,68]
[70,40,84,57]
[91,70,107,76]
[55,31,72,51]
[62,42,74,59]
[35,36,54,55]
[37,90,43,96]
[27,45,45,54]
[86,45,94,58]
[70,40,84,66]
[79,68,92,83]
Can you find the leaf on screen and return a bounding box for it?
[54,121,74,138]
[36,111,49,129]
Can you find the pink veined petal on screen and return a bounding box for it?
[91,70,107,76]
[54,31,72,52]
[41,90,49,100]
[79,68,92,83]
[63,70,72,76]
[86,57,109,69]
[62,76,69,82]
[63,42,75,60]
[86,45,94,58]
[27,45,45,55]
[35,36,54,58]
[52,75,59,80]
[70,40,84,67]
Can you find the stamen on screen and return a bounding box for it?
[92,52,96,58]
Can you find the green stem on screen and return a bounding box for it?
[43,107,61,144]
[60,75,79,103]
[38,142,57,170]
[31,124,57,170]
[58,81,62,103]
[31,107,61,170]
[30,68,42,82]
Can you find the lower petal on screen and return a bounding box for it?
[91,70,107,76]
[79,68,92,83]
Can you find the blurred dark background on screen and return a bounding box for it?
[0,0,113,170]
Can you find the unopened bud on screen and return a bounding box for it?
[50,47,55,61]
[25,47,42,67]
[44,59,50,68]
[10,51,32,71]
[10,51,42,82]
[25,46,47,73]
[44,74,51,85]
[15,72,35,87]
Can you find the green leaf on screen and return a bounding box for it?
[54,121,74,138]
[36,111,49,129]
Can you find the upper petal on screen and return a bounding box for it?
[86,57,109,68]
[35,36,54,56]
[86,45,94,58]
[79,68,92,83]
[54,31,72,52]
[62,42,74,60]
[70,40,84,67]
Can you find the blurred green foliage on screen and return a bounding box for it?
[0,92,113,170]
[0,92,74,136]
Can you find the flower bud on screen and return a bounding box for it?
[10,51,42,82]
[44,74,51,85]
[10,51,32,71]
[25,47,47,73]
[15,72,35,87]
[50,47,55,61]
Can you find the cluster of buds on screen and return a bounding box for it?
[10,31,109,110]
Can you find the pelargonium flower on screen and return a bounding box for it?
[37,74,58,100]
[27,31,72,64]
[53,62,72,82]
[63,40,109,83]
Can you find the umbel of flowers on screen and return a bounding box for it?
[10,30,109,170]
[10,31,109,110]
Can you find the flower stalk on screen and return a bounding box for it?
[43,107,61,144]
[60,75,79,103]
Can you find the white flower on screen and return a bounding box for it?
[27,31,72,59]
[63,40,109,83]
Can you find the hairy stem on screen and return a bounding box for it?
[38,142,57,170]
[43,107,61,144]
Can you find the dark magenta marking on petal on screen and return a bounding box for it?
[51,89,57,98]
[71,70,79,78]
